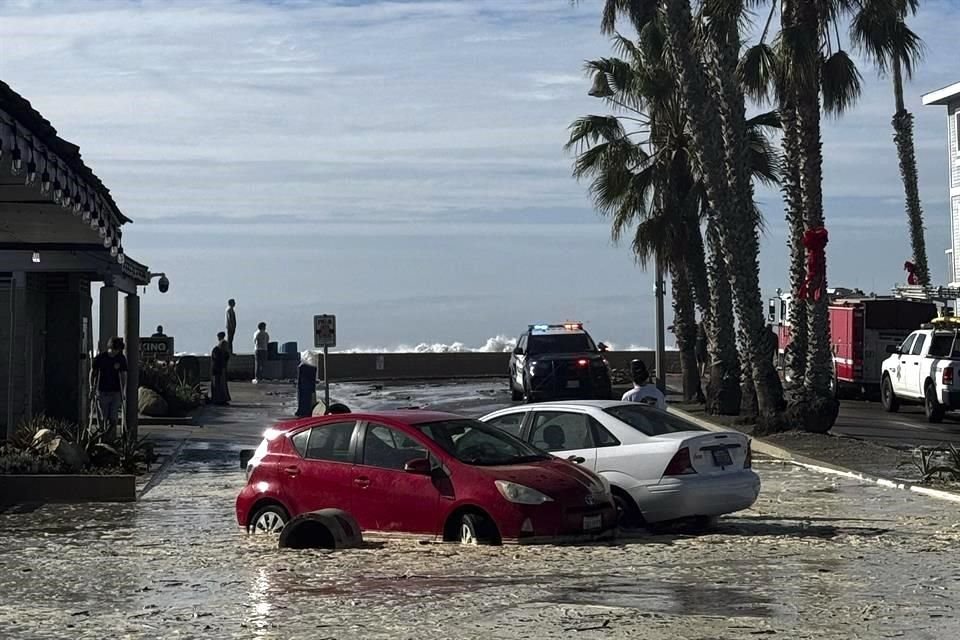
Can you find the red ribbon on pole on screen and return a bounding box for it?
[798,227,828,302]
[904,261,918,285]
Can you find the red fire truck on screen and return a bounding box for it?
[768,288,937,397]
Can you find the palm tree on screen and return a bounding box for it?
[657,0,786,422]
[851,0,928,285]
[564,33,712,404]
[742,0,862,432]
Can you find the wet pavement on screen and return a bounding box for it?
[2,381,960,639]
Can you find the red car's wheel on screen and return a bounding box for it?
[459,513,498,546]
[248,504,289,535]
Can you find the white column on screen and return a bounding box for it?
[99,285,118,353]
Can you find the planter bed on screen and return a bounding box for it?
[0,474,136,505]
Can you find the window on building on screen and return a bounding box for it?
[956,112,960,153]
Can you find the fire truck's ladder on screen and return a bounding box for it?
[892,285,960,302]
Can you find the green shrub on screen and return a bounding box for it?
[139,360,180,397]
[0,448,64,474]
[140,360,206,416]
[10,414,78,450]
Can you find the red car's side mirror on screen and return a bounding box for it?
[404,458,432,475]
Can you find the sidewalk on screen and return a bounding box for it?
[137,382,295,495]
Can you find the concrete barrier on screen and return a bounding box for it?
[0,474,136,505]
[207,350,681,383]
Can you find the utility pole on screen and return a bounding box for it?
[654,255,667,394]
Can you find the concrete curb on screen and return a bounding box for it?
[667,406,960,505]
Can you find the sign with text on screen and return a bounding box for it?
[140,337,174,359]
[314,315,337,348]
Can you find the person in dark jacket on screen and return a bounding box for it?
[91,337,128,441]
[211,331,232,405]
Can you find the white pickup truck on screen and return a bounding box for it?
[880,326,960,422]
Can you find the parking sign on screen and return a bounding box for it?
[314,314,337,348]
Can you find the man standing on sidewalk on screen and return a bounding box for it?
[226,299,237,353]
[253,321,270,383]
[91,337,128,441]
[622,359,666,409]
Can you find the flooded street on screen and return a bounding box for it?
[2,382,959,639]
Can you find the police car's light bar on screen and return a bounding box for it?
[529,322,584,331]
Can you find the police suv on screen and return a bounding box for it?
[509,323,613,402]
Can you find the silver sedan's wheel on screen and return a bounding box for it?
[249,505,289,534]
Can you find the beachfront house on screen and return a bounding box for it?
[922,81,960,286]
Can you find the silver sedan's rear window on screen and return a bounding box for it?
[604,405,706,437]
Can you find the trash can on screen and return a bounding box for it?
[280,341,299,355]
[297,363,318,417]
[296,350,319,417]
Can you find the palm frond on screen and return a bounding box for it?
[821,50,863,116]
[747,129,782,186]
[850,0,924,77]
[610,33,642,61]
[739,43,778,103]
[746,109,782,130]
[565,115,627,153]
[600,0,658,35]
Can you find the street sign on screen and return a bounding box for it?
[140,337,174,360]
[314,314,337,348]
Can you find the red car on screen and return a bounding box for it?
[236,410,617,544]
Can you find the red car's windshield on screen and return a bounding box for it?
[416,419,549,466]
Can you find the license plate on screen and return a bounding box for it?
[582,514,602,531]
[567,380,580,389]
[711,448,733,467]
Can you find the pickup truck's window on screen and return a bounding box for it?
[900,334,917,355]
[929,333,960,358]
[911,334,927,356]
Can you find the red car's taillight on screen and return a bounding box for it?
[943,367,954,387]
[744,441,753,469]
[664,447,697,476]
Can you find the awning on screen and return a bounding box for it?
[0,80,129,266]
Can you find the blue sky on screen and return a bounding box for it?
[1,0,958,353]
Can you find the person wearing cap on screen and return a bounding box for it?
[90,336,128,440]
[622,359,666,409]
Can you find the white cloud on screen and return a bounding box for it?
[4,0,960,351]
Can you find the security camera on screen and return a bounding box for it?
[158,275,170,293]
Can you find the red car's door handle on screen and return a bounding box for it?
[283,465,300,477]
[354,477,371,488]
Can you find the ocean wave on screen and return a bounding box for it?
[334,336,670,353]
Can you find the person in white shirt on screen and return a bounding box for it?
[253,322,270,383]
[621,359,666,409]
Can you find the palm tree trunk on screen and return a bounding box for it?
[704,218,742,415]
[662,0,783,422]
[670,262,702,402]
[795,0,838,433]
[892,57,930,286]
[781,99,808,397]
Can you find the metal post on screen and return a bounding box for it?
[124,293,140,442]
[655,256,667,394]
[323,345,330,407]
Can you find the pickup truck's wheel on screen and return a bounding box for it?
[881,376,900,413]
[925,383,945,423]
